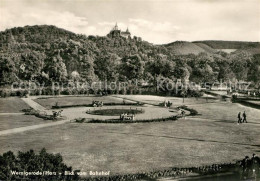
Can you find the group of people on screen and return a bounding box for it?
[238,111,247,123]
[120,113,135,120]
[163,100,172,108]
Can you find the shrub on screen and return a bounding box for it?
[178,105,198,116]
[80,154,259,180]
[0,89,11,97]
[42,87,53,95]
[87,116,177,124]
[29,89,36,96]
[35,89,42,95]
[23,89,29,96]
[74,118,86,123]
[61,89,72,95]
[0,148,79,181]
[16,90,22,97]
[10,91,17,96]
[71,89,78,95]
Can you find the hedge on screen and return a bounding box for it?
[72,116,178,124]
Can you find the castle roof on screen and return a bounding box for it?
[108,23,131,38]
[113,23,119,31]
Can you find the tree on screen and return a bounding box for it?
[174,66,190,82]
[189,56,216,83]
[147,54,176,79]
[230,52,252,81]
[217,60,235,81]
[0,56,18,84]
[248,54,260,87]
[120,54,144,80]
[80,54,96,82]
[94,52,120,81]
[70,71,80,81]
[18,51,46,81]
[44,53,68,82]
[0,148,78,181]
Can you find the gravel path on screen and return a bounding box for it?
[0,113,24,116]
[0,97,179,136]
[0,119,70,136]
[21,97,51,113]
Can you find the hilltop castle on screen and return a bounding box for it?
[107,23,131,39]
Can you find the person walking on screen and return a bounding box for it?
[238,112,242,123]
[181,110,186,119]
[243,111,247,123]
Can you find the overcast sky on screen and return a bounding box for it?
[1,0,260,44]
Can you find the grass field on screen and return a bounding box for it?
[208,91,228,96]
[34,96,133,109]
[0,95,259,176]
[0,114,259,175]
[0,115,46,131]
[246,100,260,105]
[188,102,260,124]
[0,97,30,113]
[115,95,218,106]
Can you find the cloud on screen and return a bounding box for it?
[1,0,259,43]
[0,6,90,35]
[127,19,181,44]
[129,19,180,32]
[98,22,115,26]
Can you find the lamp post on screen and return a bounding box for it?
[181,87,187,103]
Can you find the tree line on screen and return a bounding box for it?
[0,25,259,89]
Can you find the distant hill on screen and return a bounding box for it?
[165,41,208,55]
[193,42,217,54]
[164,40,260,55]
[192,40,260,50]
[0,25,79,45]
[233,44,260,55]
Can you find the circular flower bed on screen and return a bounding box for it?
[87,108,144,116]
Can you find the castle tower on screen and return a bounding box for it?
[121,27,131,39]
[113,23,119,31]
[107,23,131,39]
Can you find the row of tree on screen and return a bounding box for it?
[0,25,259,88]
[0,148,78,180]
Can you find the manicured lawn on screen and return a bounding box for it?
[246,100,260,105]
[0,100,259,175]
[1,95,259,176]
[115,95,217,106]
[34,96,134,109]
[0,114,46,131]
[209,91,228,96]
[189,102,260,124]
[0,97,30,113]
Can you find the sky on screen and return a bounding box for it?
[0,0,260,44]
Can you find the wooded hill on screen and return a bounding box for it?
[0,25,259,88]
